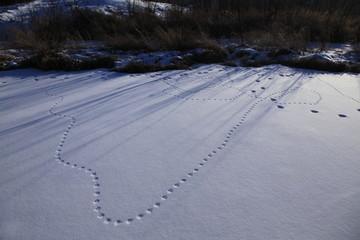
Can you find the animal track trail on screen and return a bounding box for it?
[319,78,360,104]
[317,78,360,116]
[44,71,312,228]
[275,88,322,106]
[45,77,106,224]
[161,73,263,102]
[267,77,354,119]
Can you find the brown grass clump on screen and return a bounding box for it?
[20,51,115,71]
[106,35,155,51]
[0,54,15,70]
[281,57,360,73]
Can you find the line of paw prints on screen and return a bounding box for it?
[99,85,304,226]
[160,67,249,101]
[228,78,263,93]
[318,78,360,104]
[45,79,113,225]
[45,74,296,227]
[229,72,296,99]
[266,84,358,118]
[161,76,263,102]
[275,88,322,106]
[45,73,357,227]
[163,72,228,96]
[317,78,360,117]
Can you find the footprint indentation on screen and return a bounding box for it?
[338,114,347,118]
[126,218,134,224]
[311,110,319,113]
[114,220,122,226]
[277,105,284,109]
[154,202,161,207]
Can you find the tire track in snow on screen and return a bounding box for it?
[45,70,322,227]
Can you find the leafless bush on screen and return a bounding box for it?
[20,50,115,71]
[281,57,360,73]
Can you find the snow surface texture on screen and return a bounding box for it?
[1,65,360,240]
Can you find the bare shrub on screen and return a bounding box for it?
[0,54,15,70]
[107,34,155,51]
[20,51,115,71]
[281,58,353,73]
[268,48,293,58]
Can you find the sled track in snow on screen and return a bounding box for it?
[46,70,326,227]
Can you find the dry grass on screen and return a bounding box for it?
[20,51,115,71]
[106,35,155,51]
[6,3,360,52]
[0,54,15,70]
[281,57,360,73]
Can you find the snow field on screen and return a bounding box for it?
[1,65,360,239]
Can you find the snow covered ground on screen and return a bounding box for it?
[1,65,360,240]
[0,0,170,22]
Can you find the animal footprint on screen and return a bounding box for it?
[311,110,319,113]
[338,114,347,118]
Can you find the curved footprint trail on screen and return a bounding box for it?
[318,78,360,104]
[161,69,262,102]
[45,69,319,227]
[316,76,360,117]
